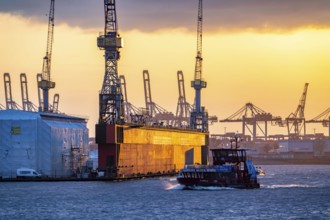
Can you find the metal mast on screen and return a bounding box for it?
[38,0,55,112]
[190,0,208,132]
[97,0,124,125]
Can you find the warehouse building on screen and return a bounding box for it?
[0,110,89,178]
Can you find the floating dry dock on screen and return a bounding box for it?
[96,124,208,178]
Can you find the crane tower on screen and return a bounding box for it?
[38,0,55,112]
[97,0,124,125]
[190,0,208,132]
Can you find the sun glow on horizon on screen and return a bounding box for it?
[0,13,329,136]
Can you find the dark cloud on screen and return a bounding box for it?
[1,0,330,32]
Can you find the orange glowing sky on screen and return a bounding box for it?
[0,1,329,136]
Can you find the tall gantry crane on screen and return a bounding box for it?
[175,71,193,127]
[20,73,38,111]
[306,108,330,138]
[220,103,282,140]
[3,73,22,110]
[143,70,175,126]
[119,75,142,123]
[286,83,309,139]
[97,0,124,124]
[0,81,5,110]
[190,0,208,132]
[38,0,56,112]
[52,93,59,113]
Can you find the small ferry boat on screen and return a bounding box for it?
[177,136,260,189]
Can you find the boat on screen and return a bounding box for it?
[177,136,260,189]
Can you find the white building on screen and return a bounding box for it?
[0,110,89,178]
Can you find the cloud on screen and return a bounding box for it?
[1,0,330,32]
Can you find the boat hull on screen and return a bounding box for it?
[177,176,260,189]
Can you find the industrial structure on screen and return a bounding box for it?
[0,110,89,178]
[119,75,142,123]
[286,83,309,139]
[190,0,208,132]
[220,103,282,141]
[143,70,175,126]
[307,108,330,138]
[38,0,56,113]
[95,0,208,178]
[174,71,193,128]
[20,73,38,112]
[0,0,90,178]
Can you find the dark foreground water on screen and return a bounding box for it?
[0,165,329,220]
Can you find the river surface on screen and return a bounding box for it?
[0,165,329,219]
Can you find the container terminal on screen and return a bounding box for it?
[1,0,329,181]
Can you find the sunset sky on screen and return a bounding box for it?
[0,0,329,136]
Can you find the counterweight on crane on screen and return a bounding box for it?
[38,0,55,112]
[97,0,124,125]
[190,0,208,132]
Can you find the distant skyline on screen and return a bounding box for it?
[0,0,329,136]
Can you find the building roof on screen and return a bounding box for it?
[0,110,87,123]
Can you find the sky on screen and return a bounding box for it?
[0,0,329,137]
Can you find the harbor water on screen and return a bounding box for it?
[0,165,329,219]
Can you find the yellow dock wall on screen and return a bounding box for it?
[117,126,207,176]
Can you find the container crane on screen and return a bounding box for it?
[119,75,142,123]
[286,83,309,139]
[3,73,22,110]
[143,70,175,126]
[38,0,56,112]
[37,73,43,109]
[52,93,59,113]
[190,0,208,132]
[20,73,38,111]
[175,71,193,128]
[306,108,330,138]
[97,0,124,125]
[220,103,282,140]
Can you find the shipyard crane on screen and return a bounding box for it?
[220,103,282,140]
[37,73,43,109]
[0,85,4,110]
[174,71,193,127]
[306,108,330,138]
[119,75,143,123]
[20,73,38,111]
[37,73,59,113]
[190,0,208,132]
[52,93,60,113]
[3,73,22,110]
[38,0,56,112]
[286,83,309,139]
[97,0,124,124]
[143,70,175,126]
